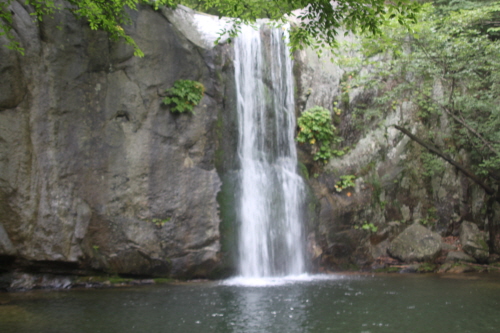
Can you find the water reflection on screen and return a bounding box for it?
[221,283,309,333]
[1,274,500,333]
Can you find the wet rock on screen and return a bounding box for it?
[371,239,391,259]
[489,253,500,263]
[322,229,372,268]
[460,221,489,263]
[9,273,36,291]
[445,251,475,263]
[370,221,406,258]
[370,221,405,245]
[7,273,72,291]
[307,232,323,260]
[399,264,419,273]
[387,223,442,262]
[415,263,437,273]
[437,262,453,273]
[39,275,72,289]
[445,264,477,274]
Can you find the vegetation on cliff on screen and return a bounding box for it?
[341,0,500,251]
[1,0,420,56]
[297,106,341,163]
[0,0,179,56]
[162,80,205,114]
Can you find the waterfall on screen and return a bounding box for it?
[234,24,306,278]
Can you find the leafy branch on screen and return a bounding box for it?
[1,0,179,56]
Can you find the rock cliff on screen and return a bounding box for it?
[294,41,499,271]
[0,3,232,280]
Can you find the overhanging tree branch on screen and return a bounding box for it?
[442,105,499,156]
[393,125,497,197]
[415,90,500,157]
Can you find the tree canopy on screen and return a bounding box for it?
[1,0,421,56]
[198,0,421,52]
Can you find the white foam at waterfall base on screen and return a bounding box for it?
[222,274,345,287]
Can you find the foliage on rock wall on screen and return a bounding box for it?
[163,80,205,114]
[297,106,343,163]
[347,2,500,202]
[0,0,179,56]
[335,174,356,192]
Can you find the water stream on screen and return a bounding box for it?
[234,24,306,278]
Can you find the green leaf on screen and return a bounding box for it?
[163,79,205,114]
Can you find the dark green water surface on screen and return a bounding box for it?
[1,274,499,333]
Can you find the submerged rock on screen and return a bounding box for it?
[387,223,442,262]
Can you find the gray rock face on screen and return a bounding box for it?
[388,224,442,262]
[0,3,229,278]
[445,251,476,263]
[460,221,489,263]
[0,37,25,109]
[7,273,72,291]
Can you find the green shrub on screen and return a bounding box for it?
[354,222,378,233]
[150,217,171,227]
[374,266,400,273]
[297,106,341,163]
[163,80,205,114]
[417,263,436,273]
[335,174,356,192]
[421,152,445,178]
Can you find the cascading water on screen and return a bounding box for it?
[234,24,306,278]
